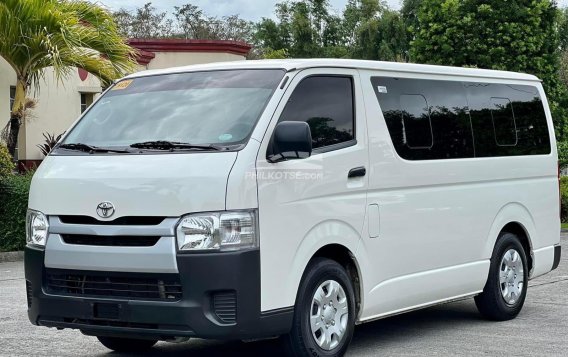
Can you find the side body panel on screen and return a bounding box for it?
[256,68,369,312]
[358,69,559,321]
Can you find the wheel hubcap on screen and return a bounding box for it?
[310,280,349,351]
[499,248,524,305]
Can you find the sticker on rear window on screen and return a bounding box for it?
[112,80,133,90]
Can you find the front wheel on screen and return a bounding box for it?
[475,232,528,321]
[96,336,158,352]
[283,258,356,357]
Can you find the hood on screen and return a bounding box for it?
[29,152,238,218]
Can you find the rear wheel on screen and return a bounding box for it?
[96,336,158,352]
[475,232,528,321]
[283,258,356,357]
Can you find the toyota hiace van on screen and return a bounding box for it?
[25,60,562,356]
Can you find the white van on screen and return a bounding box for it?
[25,59,561,356]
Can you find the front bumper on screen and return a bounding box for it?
[25,246,293,340]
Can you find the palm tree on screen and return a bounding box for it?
[0,0,137,157]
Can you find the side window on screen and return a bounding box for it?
[400,94,433,149]
[373,77,550,159]
[371,77,474,160]
[465,83,550,157]
[279,76,355,150]
[490,97,517,146]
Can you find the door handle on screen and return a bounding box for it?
[348,166,366,178]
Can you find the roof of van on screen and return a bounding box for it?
[124,59,541,82]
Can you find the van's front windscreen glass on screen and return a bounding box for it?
[60,69,285,151]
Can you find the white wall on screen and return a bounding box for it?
[24,68,102,160]
[0,57,18,152]
[147,52,244,70]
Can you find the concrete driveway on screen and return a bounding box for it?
[1,235,566,356]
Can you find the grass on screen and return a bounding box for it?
[562,223,568,230]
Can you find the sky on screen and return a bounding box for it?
[101,0,568,21]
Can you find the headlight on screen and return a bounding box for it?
[26,209,49,247]
[176,210,257,251]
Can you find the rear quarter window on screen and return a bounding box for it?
[371,77,551,160]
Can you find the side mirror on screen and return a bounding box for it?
[267,121,312,163]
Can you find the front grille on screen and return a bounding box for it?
[58,215,166,226]
[61,234,161,247]
[45,269,182,301]
[26,281,32,308]
[212,291,237,324]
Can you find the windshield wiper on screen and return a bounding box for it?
[58,143,131,154]
[129,141,224,151]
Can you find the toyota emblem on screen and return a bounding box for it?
[96,202,115,218]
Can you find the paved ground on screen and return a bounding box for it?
[1,235,567,357]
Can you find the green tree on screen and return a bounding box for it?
[0,0,137,157]
[411,0,568,138]
[172,5,255,43]
[401,0,421,42]
[376,9,409,61]
[343,0,383,58]
[172,4,210,39]
[114,2,173,38]
[344,0,408,61]
[558,140,568,168]
[255,0,348,58]
[256,18,287,50]
[557,8,568,87]
[412,0,558,73]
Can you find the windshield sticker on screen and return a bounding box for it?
[218,133,233,141]
[112,80,133,90]
[377,86,388,94]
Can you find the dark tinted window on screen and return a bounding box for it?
[280,76,355,149]
[372,77,551,160]
[490,97,517,146]
[371,77,474,160]
[400,94,433,148]
[465,82,550,157]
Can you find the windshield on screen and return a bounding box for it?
[60,69,285,151]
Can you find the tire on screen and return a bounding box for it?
[96,336,158,352]
[283,258,356,357]
[475,232,529,321]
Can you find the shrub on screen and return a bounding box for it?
[561,176,568,223]
[0,171,33,252]
[0,144,15,180]
[37,132,64,157]
[559,141,568,170]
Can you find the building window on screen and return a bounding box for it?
[80,93,94,113]
[9,86,16,110]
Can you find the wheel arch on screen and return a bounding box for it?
[485,203,535,275]
[310,244,363,318]
[500,222,533,275]
[286,220,363,320]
